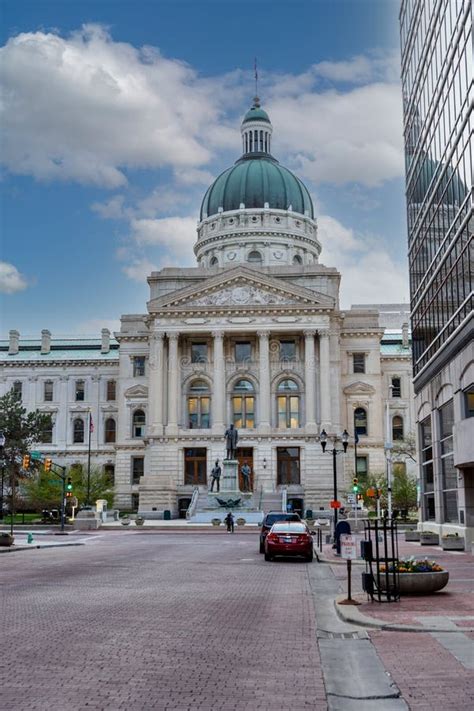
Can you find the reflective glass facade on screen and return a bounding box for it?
[400,0,473,379]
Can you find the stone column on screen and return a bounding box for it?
[319,330,331,429]
[148,331,165,436]
[90,375,101,448]
[258,330,271,431]
[58,376,69,448]
[166,333,180,434]
[212,330,225,431]
[304,330,317,432]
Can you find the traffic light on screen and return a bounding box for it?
[22,454,31,469]
[44,457,52,472]
[66,477,73,495]
[352,477,359,493]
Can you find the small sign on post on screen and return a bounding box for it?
[338,534,360,606]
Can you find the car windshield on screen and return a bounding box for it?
[271,523,307,533]
[264,513,300,526]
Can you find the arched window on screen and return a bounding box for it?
[73,418,84,444]
[232,379,255,429]
[354,407,368,436]
[277,379,300,428]
[392,415,404,441]
[188,380,210,429]
[247,250,262,264]
[132,409,146,438]
[105,418,116,443]
[293,255,302,265]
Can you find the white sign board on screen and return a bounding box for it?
[347,494,356,503]
[340,534,357,560]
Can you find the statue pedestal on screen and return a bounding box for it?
[221,460,239,492]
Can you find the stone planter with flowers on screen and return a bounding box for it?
[380,557,449,594]
[420,531,439,546]
[134,516,145,526]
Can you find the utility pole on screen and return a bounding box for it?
[385,385,394,519]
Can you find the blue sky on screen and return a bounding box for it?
[1,0,408,338]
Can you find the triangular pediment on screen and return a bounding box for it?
[343,381,376,396]
[148,266,334,312]
[124,385,148,398]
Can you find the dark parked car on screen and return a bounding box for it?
[259,511,301,553]
[264,522,314,562]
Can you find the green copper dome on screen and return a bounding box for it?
[200,156,314,219]
[242,106,271,123]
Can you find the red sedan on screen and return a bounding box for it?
[264,522,314,562]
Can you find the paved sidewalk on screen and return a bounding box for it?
[318,533,474,710]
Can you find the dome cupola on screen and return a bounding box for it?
[195,99,320,269]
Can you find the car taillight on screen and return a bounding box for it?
[267,533,279,542]
[297,535,311,543]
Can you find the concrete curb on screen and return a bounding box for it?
[0,542,85,554]
[316,551,365,566]
[334,594,474,633]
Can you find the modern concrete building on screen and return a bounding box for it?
[400,0,473,543]
[1,101,415,518]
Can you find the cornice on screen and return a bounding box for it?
[1,359,119,368]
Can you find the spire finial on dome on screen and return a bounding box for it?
[253,95,260,108]
[254,57,258,99]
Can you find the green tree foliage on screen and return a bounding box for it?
[392,463,417,512]
[22,470,63,510]
[0,390,53,508]
[67,463,115,508]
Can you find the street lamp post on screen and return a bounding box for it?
[320,429,349,534]
[385,385,394,519]
[0,432,5,521]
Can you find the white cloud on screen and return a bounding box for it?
[318,215,409,306]
[91,195,127,219]
[131,216,197,256]
[269,82,404,187]
[312,51,400,84]
[0,25,218,186]
[122,258,158,282]
[0,261,28,293]
[1,28,404,191]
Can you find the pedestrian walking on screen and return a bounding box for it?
[224,511,234,533]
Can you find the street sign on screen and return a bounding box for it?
[48,479,62,486]
[347,494,356,503]
[330,500,341,509]
[340,534,357,560]
[30,451,42,460]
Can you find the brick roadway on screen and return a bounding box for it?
[0,532,326,711]
[323,534,474,710]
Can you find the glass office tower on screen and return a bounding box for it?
[400,0,473,538]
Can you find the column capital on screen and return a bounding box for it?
[212,329,224,339]
[166,332,180,341]
[257,329,270,339]
[150,331,165,342]
[318,329,330,339]
[303,329,316,338]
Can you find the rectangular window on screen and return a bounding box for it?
[12,381,22,398]
[133,356,146,377]
[131,457,144,484]
[184,448,207,485]
[277,447,300,486]
[106,380,116,401]
[191,342,208,363]
[131,493,139,512]
[103,464,115,485]
[44,381,54,402]
[279,340,296,361]
[75,380,85,401]
[391,377,401,398]
[420,415,435,518]
[235,341,251,363]
[41,421,53,444]
[356,456,368,477]
[353,353,366,373]
[464,387,474,418]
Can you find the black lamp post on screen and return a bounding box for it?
[0,432,5,521]
[320,428,349,533]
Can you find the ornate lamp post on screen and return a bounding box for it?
[0,432,5,521]
[320,429,350,532]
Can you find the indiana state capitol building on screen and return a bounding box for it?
[1,101,415,518]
